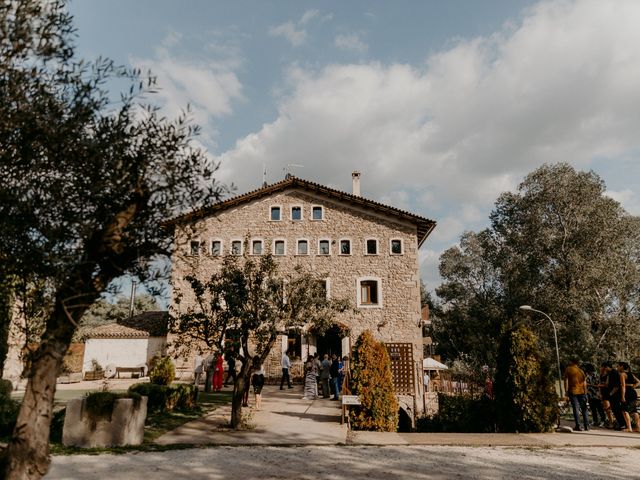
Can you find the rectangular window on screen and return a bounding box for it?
[319,240,330,255]
[340,239,351,255]
[391,239,402,255]
[291,206,302,221]
[270,206,281,221]
[366,239,378,255]
[274,240,285,255]
[312,206,323,220]
[211,240,221,256]
[360,280,379,305]
[231,240,242,255]
[252,240,263,255]
[297,240,308,255]
[190,240,201,256]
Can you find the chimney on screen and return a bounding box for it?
[352,171,361,196]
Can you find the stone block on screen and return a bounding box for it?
[62,396,148,448]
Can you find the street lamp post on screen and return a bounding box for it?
[519,305,564,399]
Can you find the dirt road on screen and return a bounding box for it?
[48,445,640,479]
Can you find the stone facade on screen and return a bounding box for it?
[169,177,435,418]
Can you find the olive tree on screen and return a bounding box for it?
[0,1,224,477]
[171,253,350,428]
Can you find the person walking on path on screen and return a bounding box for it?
[303,355,318,400]
[599,361,615,427]
[618,362,640,432]
[608,361,626,430]
[320,354,331,398]
[280,350,293,389]
[212,353,224,392]
[193,354,204,389]
[252,355,265,410]
[563,358,589,431]
[203,352,215,393]
[224,348,237,386]
[584,363,605,427]
[330,354,340,400]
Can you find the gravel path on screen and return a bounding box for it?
[48,445,640,479]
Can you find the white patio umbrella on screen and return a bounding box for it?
[422,357,448,370]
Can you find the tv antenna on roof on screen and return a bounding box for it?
[283,164,304,179]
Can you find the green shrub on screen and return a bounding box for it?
[128,383,196,413]
[494,325,558,433]
[350,330,399,431]
[149,356,175,386]
[417,394,496,432]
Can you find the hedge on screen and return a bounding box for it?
[350,330,399,431]
[417,393,496,432]
[128,383,196,413]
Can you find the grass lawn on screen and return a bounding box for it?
[144,390,233,443]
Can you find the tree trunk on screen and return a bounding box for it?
[0,284,88,479]
[0,320,73,478]
[230,360,253,429]
[230,375,244,429]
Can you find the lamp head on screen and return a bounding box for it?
[519,305,533,311]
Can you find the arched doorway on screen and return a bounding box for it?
[315,325,343,358]
[398,408,412,432]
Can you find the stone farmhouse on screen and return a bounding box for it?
[169,172,436,420]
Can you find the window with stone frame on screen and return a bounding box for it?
[297,239,308,255]
[340,239,351,255]
[312,205,324,220]
[365,238,378,255]
[390,239,403,255]
[359,280,379,305]
[318,239,330,255]
[190,240,201,256]
[291,206,302,221]
[211,240,222,256]
[252,239,263,255]
[274,240,286,255]
[231,240,242,255]
[270,206,281,221]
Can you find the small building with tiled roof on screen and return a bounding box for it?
[169,172,436,423]
[82,311,168,377]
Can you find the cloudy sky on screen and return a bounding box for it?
[69,0,640,293]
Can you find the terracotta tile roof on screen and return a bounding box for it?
[87,311,168,339]
[166,176,437,246]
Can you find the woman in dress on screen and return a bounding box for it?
[303,355,318,400]
[251,355,265,410]
[212,352,224,392]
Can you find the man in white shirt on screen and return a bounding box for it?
[280,350,293,389]
[423,372,430,392]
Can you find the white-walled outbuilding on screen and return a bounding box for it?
[82,311,168,377]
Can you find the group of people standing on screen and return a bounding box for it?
[193,352,226,392]
[301,352,347,401]
[564,359,640,432]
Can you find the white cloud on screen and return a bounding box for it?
[131,33,244,145]
[335,33,368,53]
[269,9,329,47]
[218,0,640,282]
[299,10,320,25]
[268,22,307,47]
[605,189,640,215]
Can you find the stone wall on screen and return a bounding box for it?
[170,187,425,412]
[62,396,148,448]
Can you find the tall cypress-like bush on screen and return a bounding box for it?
[495,325,558,432]
[350,330,399,431]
